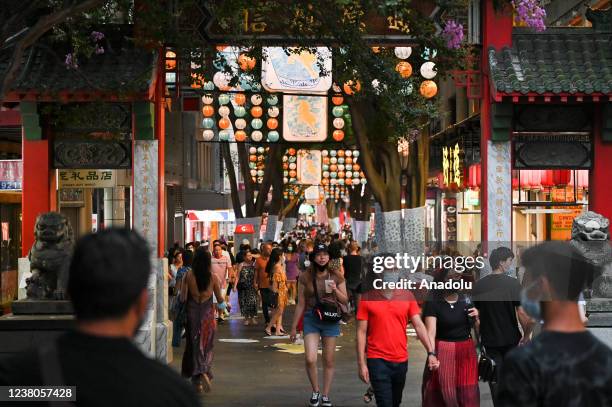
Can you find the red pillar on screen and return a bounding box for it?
[480,2,513,243]
[155,54,166,258]
[22,139,50,256]
[590,105,612,220]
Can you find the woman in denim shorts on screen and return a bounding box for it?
[290,243,349,407]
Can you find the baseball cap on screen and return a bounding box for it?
[312,243,329,256]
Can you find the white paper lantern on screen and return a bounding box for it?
[289,163,297,170]
[321,150,329,157]
[251,94,263,105]
[352,178,361,185]
[361,178,367,184]
[213,71,231,90]
[251,131,263,142]
[250,170,257,177]
[268,106,280,118]
[257,170,264,177]
[346,171,353,178]
[394,47,412,59]
[283,177,288,183]
[218,105,230,117]
[420,61,437,79]
[235,118,247,130]
[201,129,215,141]
[249,147,257,154]
[323,171,330,178]
[330,150,337,157]
[330,157,338,164]
[257,146,265,154]
[333,118,345,129]
[353,151,360,157]
[201,95,214,105]
[345,150,352,157]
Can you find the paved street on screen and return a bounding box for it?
[171,299,493,407]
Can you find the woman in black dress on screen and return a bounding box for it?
[235,248,258,325]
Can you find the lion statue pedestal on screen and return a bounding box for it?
[571,211,612,347]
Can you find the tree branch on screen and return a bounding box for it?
[0,0,106,103]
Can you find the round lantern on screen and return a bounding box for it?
[251,131,263,142]
[343,80,361,95]
[218,117,231,129]
[345,150,352,157]
[339,179,345,186]
[251,94,263,105]
[322,157,330,165]
[250,170,257,177]
[219,130,230,141]
[330,150,337,157]
[395,61,413,78]
[346,164,353,171]
[420,62,437,79]
[201,129,215,141]
[213,71,231,90]
[332,106,344,118]
[202,118,215,129]
[203,81,215,91]
[238,54,256,71]
[394,46,412,59]
[283,162,289,170]
[352,178,361,185]
[333,130,345,141]
[234,106,246,117]
[267,118,279,130]
[249,147,257,154]
[321,150,329,157]
[361,178,367,185]
[257,170,265,177]
[333,118,345,129]
[346,171,353,178]
[289,170,297,178]
[235,118,247,130]
[330,172,338,179]
[323,171,330,178]
[202,94,214,104]
[330,157,338,165]
[251,119,263,130]
[235,130,247,142]
[249,154,257,162]
[267,95,279,105]
[251,106,263,118]
[330,164,338,172]
[218,93,231,105]
[234,93,247,105]
[338,158,345,164]
[218,105,230,117]
[322,164,329,171]
[540,170,554,188]
[202,105,215,117]
[353,164,360,172]
[353,151,360,158]
[337,150,345,157]
[338,171,345,179]
[268,106,280,118]
[553,169,571,186]
[267,131,280,142]
[289,162,297,170]
[419,80,438,99]
[332,95,344,105]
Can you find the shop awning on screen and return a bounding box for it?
[187,210,226,222]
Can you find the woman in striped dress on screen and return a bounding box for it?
[422,270,480,407]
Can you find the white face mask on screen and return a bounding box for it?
[304,259,311,268]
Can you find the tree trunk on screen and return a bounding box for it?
[348,185,372,246]
[221,142,244,219]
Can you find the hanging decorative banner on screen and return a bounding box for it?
[283,95,327,142]
[297,150,322,185]
[487,141,511,242]
[305,185,322,202]
[262,47,332,94]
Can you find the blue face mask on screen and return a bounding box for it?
[520,281,542,321]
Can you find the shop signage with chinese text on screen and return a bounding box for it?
[58,170,115,188]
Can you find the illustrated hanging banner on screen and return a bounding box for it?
[262,47,332,94]
[297,150,322,184]
[486,141,511,243]
[283,95,327,142]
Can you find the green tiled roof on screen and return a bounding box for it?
[488,27,612,95]
[0,26,157,97]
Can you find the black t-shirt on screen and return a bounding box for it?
[0,330,199,407]
[343,254,363,290]
[423,297,472,342]
[472,273,522,347]
[498,331,612,407]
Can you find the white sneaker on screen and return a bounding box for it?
[309,391,320,407]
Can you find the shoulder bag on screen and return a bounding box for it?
[311,271,342,323]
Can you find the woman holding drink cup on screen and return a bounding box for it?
[290,243,349,407]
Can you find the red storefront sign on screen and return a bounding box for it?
[235,224,255,234]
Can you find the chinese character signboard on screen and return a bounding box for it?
[0,160,22,190]
[442,143,463,188]
[133,140,158,253]
[58,170,115,188]
[487,141,511,242]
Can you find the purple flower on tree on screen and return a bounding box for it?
[90,31,105,42]
[95,45,105,55]
[443,20,464,50]
[513,0,546,32]
[64,53,78,69]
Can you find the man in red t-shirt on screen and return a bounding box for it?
[356,267,439,407]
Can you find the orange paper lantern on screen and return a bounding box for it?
[332,95,344,105]
[343,80,361,95]
[345,157,353,164]
[322,179,329,185]
[333,130,345,141]
[238,54,256,71]
[289,170,297,178]
[337,150,345,157]
[420,80,438,99]
[352,164,360,171]
[235,130,247,142]
[288,148,296,155]
[330,164,338,172]
[323,157,330,165]
[267,118,278,129]
[249,155,257,162]
[395,61,413,78]
[251,106,263,118]
[338,171,345,179]
[234,93,246,105]
[219,118,231,129]
[202,105,214,117]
